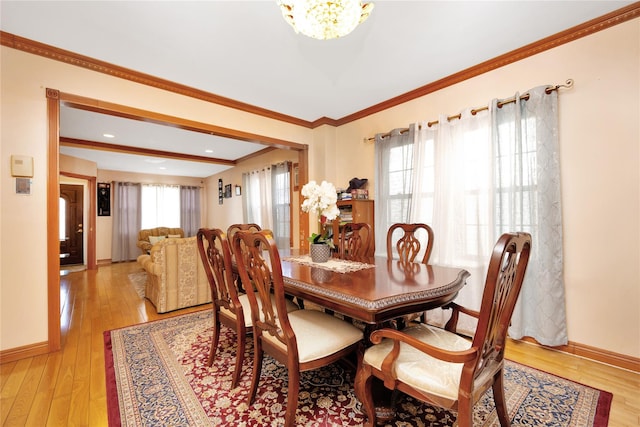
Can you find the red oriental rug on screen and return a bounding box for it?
[104,310,612,426]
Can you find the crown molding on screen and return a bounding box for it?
[2,3,638,128]
[336,2,640,126]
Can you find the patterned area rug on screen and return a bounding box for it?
[127,271,147,298]
[104,311,612,427]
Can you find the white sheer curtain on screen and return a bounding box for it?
[180,185,201,237]
[242,167,273,230]
[111,182,141,262]
[375,85,568,346]
[418,109,493,322]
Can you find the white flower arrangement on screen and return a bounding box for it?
[301,180,339,246]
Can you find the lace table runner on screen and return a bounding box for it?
[282,255,375,273]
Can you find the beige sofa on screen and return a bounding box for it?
[137,236,211,313]
[137,227,184,254]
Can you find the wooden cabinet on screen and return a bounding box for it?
[330,200,375,255]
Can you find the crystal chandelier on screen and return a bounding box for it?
[278,0,375,40]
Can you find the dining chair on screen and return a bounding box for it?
[354,232,532,427]
[339,222,373,260]
[196,228,298,389]
[233,230,364,427]
[226,223,262,291]
[386,223,434,265]
[226,223,262,254]
[386,222,435,325]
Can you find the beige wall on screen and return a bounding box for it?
[0,47,311,351]
[204,149,301,246]
[334,19,640,358]
[1,18,638,359]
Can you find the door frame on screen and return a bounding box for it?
[60,174,97,268]
[46,88,309,353]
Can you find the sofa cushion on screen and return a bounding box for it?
[149,235,166,245]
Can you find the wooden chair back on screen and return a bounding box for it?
[226,223,262,254]
[196,227,248,387]
[232,230,292,354]
[455,232,532,374]
[386,223,434,264]
[339,222,373,260]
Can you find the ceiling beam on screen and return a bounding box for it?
[60,137,237,166]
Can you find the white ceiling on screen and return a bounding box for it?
[1,1,632,177]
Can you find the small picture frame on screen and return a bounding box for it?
[235,185,241,196]
[293,163,300,191]
[224,184,232,198]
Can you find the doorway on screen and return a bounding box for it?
[59,184,84,265]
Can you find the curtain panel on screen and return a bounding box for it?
[242,167,273,230]
[375,85,567,346]
[180,185,201,237]
[111,182,141,262]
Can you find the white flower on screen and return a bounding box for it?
[300,180,339,221]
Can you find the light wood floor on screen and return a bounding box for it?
[1,261,639,426]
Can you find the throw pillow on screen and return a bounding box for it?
[167,234,181,238]
[148,235,166,245]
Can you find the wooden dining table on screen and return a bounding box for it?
[279,253,470,338]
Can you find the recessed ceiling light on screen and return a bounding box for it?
[145,158,166,164]
[103,133,115,138]
[158,167,166,170]
[205,149,213,153]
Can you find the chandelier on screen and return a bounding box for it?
[278,1,375,40]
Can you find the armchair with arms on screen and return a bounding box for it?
[355,232,532,427]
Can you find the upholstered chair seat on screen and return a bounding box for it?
[362,324,472,400]
[262,309,363,363]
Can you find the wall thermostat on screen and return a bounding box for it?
[11,155,34,177]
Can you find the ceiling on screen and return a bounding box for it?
[1,1,633,178]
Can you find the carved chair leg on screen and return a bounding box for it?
[231,327,246,389]
[247,334,263,405]
[492,370,511,427]
[284,366,300,427]
[354,357,376,427]
[456,397,473,427]
[207,318,221,367]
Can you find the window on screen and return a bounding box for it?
[140,184,180,229]
[243,163,292,248]
[375,87,567,346]
[272,163,291,248]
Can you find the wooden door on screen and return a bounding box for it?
[60,184,84,265]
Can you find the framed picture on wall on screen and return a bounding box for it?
[293,163,300,191]
[224,184,232,198]
[98,182,111,216]
[218,179,223,204]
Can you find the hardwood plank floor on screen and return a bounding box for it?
[1,261,639,426]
